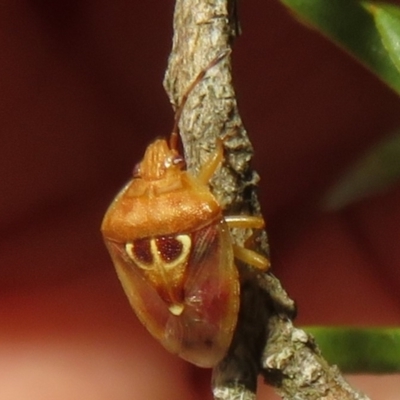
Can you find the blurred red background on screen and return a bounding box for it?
[0,0,399,398]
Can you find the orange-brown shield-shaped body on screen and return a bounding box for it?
[101,139,239,367]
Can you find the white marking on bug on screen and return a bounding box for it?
[169,303,184,316]
[142,234,192,270]
[125,235,191,270]
[125,235,192,315]
[125,242,154,270]
[125,242,136,262]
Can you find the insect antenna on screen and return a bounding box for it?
[169,48,232,150]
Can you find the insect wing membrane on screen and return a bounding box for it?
[104,219,239,368]
[168,219,239,367]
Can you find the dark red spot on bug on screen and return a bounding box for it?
[132,239,153,264]
[156,236,183,263]
[132,161,142,178]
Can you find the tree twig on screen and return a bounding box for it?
[163,1,371,399]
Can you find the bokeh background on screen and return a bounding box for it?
[1,0,399,398]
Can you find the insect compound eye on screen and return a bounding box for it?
[132,162,141,178]
[172,154,185,169]
[164,154,185,170]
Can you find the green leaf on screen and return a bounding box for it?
[321,131,400,210]
[364,2,400,73]
[280,0,400,94]
[305,326,400,373]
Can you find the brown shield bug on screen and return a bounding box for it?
[101,50,270,368]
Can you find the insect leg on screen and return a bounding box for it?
[225,215,270,271]
[224,215,265,230]
[197,138,224,185]
[232,244,270,271]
